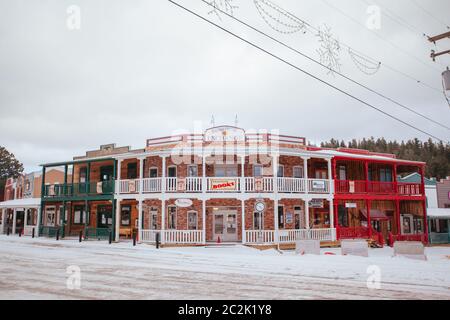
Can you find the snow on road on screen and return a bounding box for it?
[0,235,449,300]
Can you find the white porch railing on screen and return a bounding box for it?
[245,230,276,244]
[140,230,204,244]
[119,179,141,194]
[277,177,305,193]
[307,179,330,194]
[142,178,162,193]
[278,228,336,243]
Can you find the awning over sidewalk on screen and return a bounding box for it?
[360,209,389,221]
[0,198,40,209]
[427,208,450,219]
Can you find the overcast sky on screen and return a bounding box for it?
[0,0,449,172]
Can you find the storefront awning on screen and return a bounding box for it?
[0,198,40,209]
[427,208,450,219]
[360,209,389,221]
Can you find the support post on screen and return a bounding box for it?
[138,199,143,243]
[12,208,17,235]
[272,154,279,243]
[334,201,339,239]
[329,199,335,239]
[303,157,309,193]
[366,199,372,238]
[395,200,401,235]
[202,155,207,244]
[161,156,167,244]
[305,200,310,230]
[241,199,245,244]
[115,199,120,242]
[364,161,369,193]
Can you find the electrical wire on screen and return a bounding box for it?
[168,0,447,142]
[255,0,443,94]
[200,0,450,131]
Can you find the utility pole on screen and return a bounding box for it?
[428,31,450,61]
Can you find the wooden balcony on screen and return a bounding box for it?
[335,180,422,196]
[43,181,115,199]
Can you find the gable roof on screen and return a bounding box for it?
[398,172,436,186]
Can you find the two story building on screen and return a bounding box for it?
[38,126,428,247]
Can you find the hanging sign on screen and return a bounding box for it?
[175,199,193,208]
[309,199,324,208]
[177,178,186,192]
[255,178,264,192]
[311,180,326,192]
[345,203,357,209]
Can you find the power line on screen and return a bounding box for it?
[255,0,443,94]
[199,0,450,131]
[320,0,448,71]
[168,0,447,142]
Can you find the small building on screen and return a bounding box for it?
[0,168,67,235]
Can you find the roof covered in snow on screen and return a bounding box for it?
[427,208,450,219]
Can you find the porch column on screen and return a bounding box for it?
[12,208,17,235]
[24,208,28,232]
[36,206,41,237]
[327,159,333,194]
[395,200,401,235]
[161,156,167,244]
[202,155,206,244]
[329,199,335,240]
[333,201,339,239]
[272,154,279,243]
[139,157,144,194]
[240,155,245,193]
[114,159,122,242]
[241,199,245,244]
[420,165,428,243]
[116,159,122,194]
[202,199,206,244]
[138,199,143,241]
[305,200,310,230]
[366,199,372,238]
[302,157,309,193]
[1,209,5,233]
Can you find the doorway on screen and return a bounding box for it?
[213,210,238,242]
[97,205,113,229]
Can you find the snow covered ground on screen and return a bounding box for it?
[0,235,449,300]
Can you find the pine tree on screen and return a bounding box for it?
[0,146,24,192]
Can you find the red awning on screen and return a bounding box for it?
[360,209,389,221]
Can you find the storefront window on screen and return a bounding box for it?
[278,206,284,228]
[121,205,131,226]
[188,211,198,230]
[253,212,263,230]
[73,205,86,225]
[168,206,176,229]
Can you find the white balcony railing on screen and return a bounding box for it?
[186,177,202,192]
[244,177,274,192]
[277,177,305,193]
[119,179,140,194]
[118,177,331,194]
[142,178,162,193]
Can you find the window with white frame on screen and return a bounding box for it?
[253,165,263,177]
[188,211,198,230]
[293,166,303,178]
[168,206,177,229]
